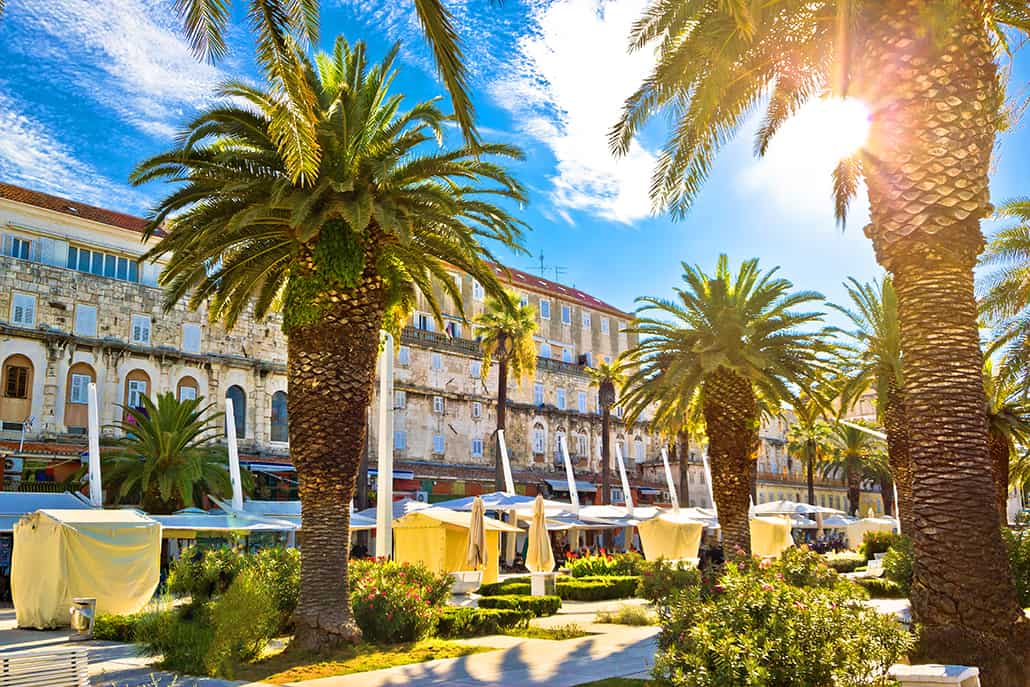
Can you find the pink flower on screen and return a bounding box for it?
[760,583,774,592]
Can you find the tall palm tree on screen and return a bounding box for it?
[587,361,623,506]
[786,395,832,506]
[619,255,826,554]
[612,5,1030,675]
[980,199,1030,380]
[104,393,234,514]
[823,421,883,516]
[984,358,1030,521]
[475,292,538,490]
[859,448,896,517]
[131,38,525,650]
[829,277,912,529]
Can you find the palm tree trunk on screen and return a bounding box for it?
[495,354,508,492]
[988,428,1011,524]
[806,454,815,506]
[287,266,386,652]
[883,382,913,532]
[678,431,690,508]
[859,2,1030,679]
[601,408,611,505]
[846,464,861,517]
[879,476,895,518]
[701,367,757,555]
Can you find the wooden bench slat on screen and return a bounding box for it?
[0,647,89,687]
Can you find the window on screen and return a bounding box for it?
[433,434,446,454]
[182,324,201,354]
[394,430,407,450]
[267,391,288,442]
[226,385,246,438]
[74,304,97,337]
[575,433,588,457]
[66,245,140,283]
[2,360,30,399]
[177,382,198,401]
[414,312,434,331]
[450,273,462,293]
[471,437,484,457]
[634,437,645,463]
[431,352,443,370]
[394,390,406,409]
[556,387,566,410]
[69,373,90,404]
[433,395,445,413]
[539,299,551,319]
[560,305,572,325]
[519,292,529,307]
[583,352,593,367]
[615,405,624,418]
[581,311,591,328]
[470,360,482,378]
[472,280,484,301]
[10,293,35,326]
[127,379,148,409]
[562,348,573,363]
[532,425,546,453]
[131,315,151,345]
[577,391,588,413]
[600,317,610,334]
[533,382,544,406]
[3,234,31,260]
[471,401,482,418]
[538,342,551,359]
[398,346,410,365]
[445,321,462,338]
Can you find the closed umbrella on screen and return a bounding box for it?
[464,496,487,569]
[526,494,555,573]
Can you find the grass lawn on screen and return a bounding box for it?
[233,638,492,684]
[505,624,589,640]
[573,679,650,687]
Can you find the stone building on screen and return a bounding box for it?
[0,183,669,503]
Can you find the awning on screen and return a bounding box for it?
[638,487,660,496]
[240,461,295,473]
[543,479,597,494]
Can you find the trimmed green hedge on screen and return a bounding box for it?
[557,576,640,601]
[93,613,142,642]
[478,579,531,596]
[436,607,530,638]
[477,595,561,617]
[822,553,866,574]
[855,578,906,598]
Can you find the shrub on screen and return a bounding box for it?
[557,576,640,601]
[349,559,452,643]
[478,578,530,596]
[566,552,643,578]
[595,604,656,626]
[204,568,279,678]
[436,607,530,637]
[168,547,247,603]
[92,613,142,642]
[636,559,701,603]
[477,595,561,617]
[135,607,215,677]
[1003,525,1030,607]
[855,578,906,598]
[652,560,913,686]
[774,546,845,590]
[860,531,904,561]
[823,551,866,574]
[882,537,914,596]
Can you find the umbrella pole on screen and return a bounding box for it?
[505,508,517,565]
[375,332,395,559]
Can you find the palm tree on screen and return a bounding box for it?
[475,292,538,490]
[786,395,832,506]
[612,4,1030,677]
[823,421,883,516]
[103,393,234,514]
[859,448,896,517]
[131,38,525,650]
[980,200,1030,380]
[829,277,912,529]
[619,255,826,554]
[984,358,1030,521]
[587,361,623,506]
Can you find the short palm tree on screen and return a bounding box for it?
[104,393,233,514]
[980,200,1030,379]
[612,3,1030,674]
[786,394,833,507]
[475,292,538,490]
[829,276,912,529]
[823,421,883,516]
[619,255,826,554]
[587,361,623,506]
[131,38,525,650]
[984,358,1030,520]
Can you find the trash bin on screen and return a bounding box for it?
[70,597,96,637]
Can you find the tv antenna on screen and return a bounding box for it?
[529,251,567,283]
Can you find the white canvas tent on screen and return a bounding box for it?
[12,509,160,628]
[0,492,93,533]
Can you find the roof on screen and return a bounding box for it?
[0,182,151,234]
[0,491,92,515]
[35,508,157,526]
[395,507,521,533]
[491,263,630,318]
[543,479,598,494]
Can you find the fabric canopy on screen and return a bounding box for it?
[845,517,898,549]
[0,492,94,533]
[526,495,555,573]
[749,516,794,558]
[637,513,704,562]
[432,491,570,515]
[13,509,160,628]
[393,508,518,585]
[752,500,844,516]
[355,498,429,521]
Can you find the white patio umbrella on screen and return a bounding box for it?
[526,494,555,573]
[752,499,844,516]
[464,497,487,569]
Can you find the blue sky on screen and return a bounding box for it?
[1,0,1029,321]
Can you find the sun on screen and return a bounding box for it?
[797,97,872,161]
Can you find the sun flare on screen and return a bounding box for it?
[798,97,871,162]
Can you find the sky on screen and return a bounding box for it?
[1,0,1029,323]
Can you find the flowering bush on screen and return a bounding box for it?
[349,559,452,643]
[653,559,912,686]
[882,536,913,596]
[566,551,643,577]
[636,559,701,603]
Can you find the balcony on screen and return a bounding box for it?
[400,326,591,377]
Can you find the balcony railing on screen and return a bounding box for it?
[400,326,591,377]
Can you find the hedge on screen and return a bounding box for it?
[557,576,640,601]
[822,553,866,574]
[93,613,142,642]
[477,595,561,617]
[478,578,530,596]
[436,607,531,638]
[855,578,906,598]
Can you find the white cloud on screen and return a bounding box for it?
[488,0,657,224]
[0,91,143,209]
[6,0,225,139]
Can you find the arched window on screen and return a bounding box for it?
[177,376,200,402]
[633,436,645,463]
[532,423,546,454]
[124,369,151,410]
[226,385,246,439]
[1,354,34,429]
[270,391,288,443]
[64,362,96,432]
[554,428,566,461]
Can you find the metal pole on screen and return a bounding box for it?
[497,429,516,495]
[87,385,102,507]
[661,447,680,513]
[375,332,395,559]
[558,434,580,513]
[225,397,243,511]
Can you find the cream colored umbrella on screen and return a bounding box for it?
[526,494,555,573]
[464,496,487,569]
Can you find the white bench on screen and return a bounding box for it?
[889,664,980,687]
[0,647,90,687]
